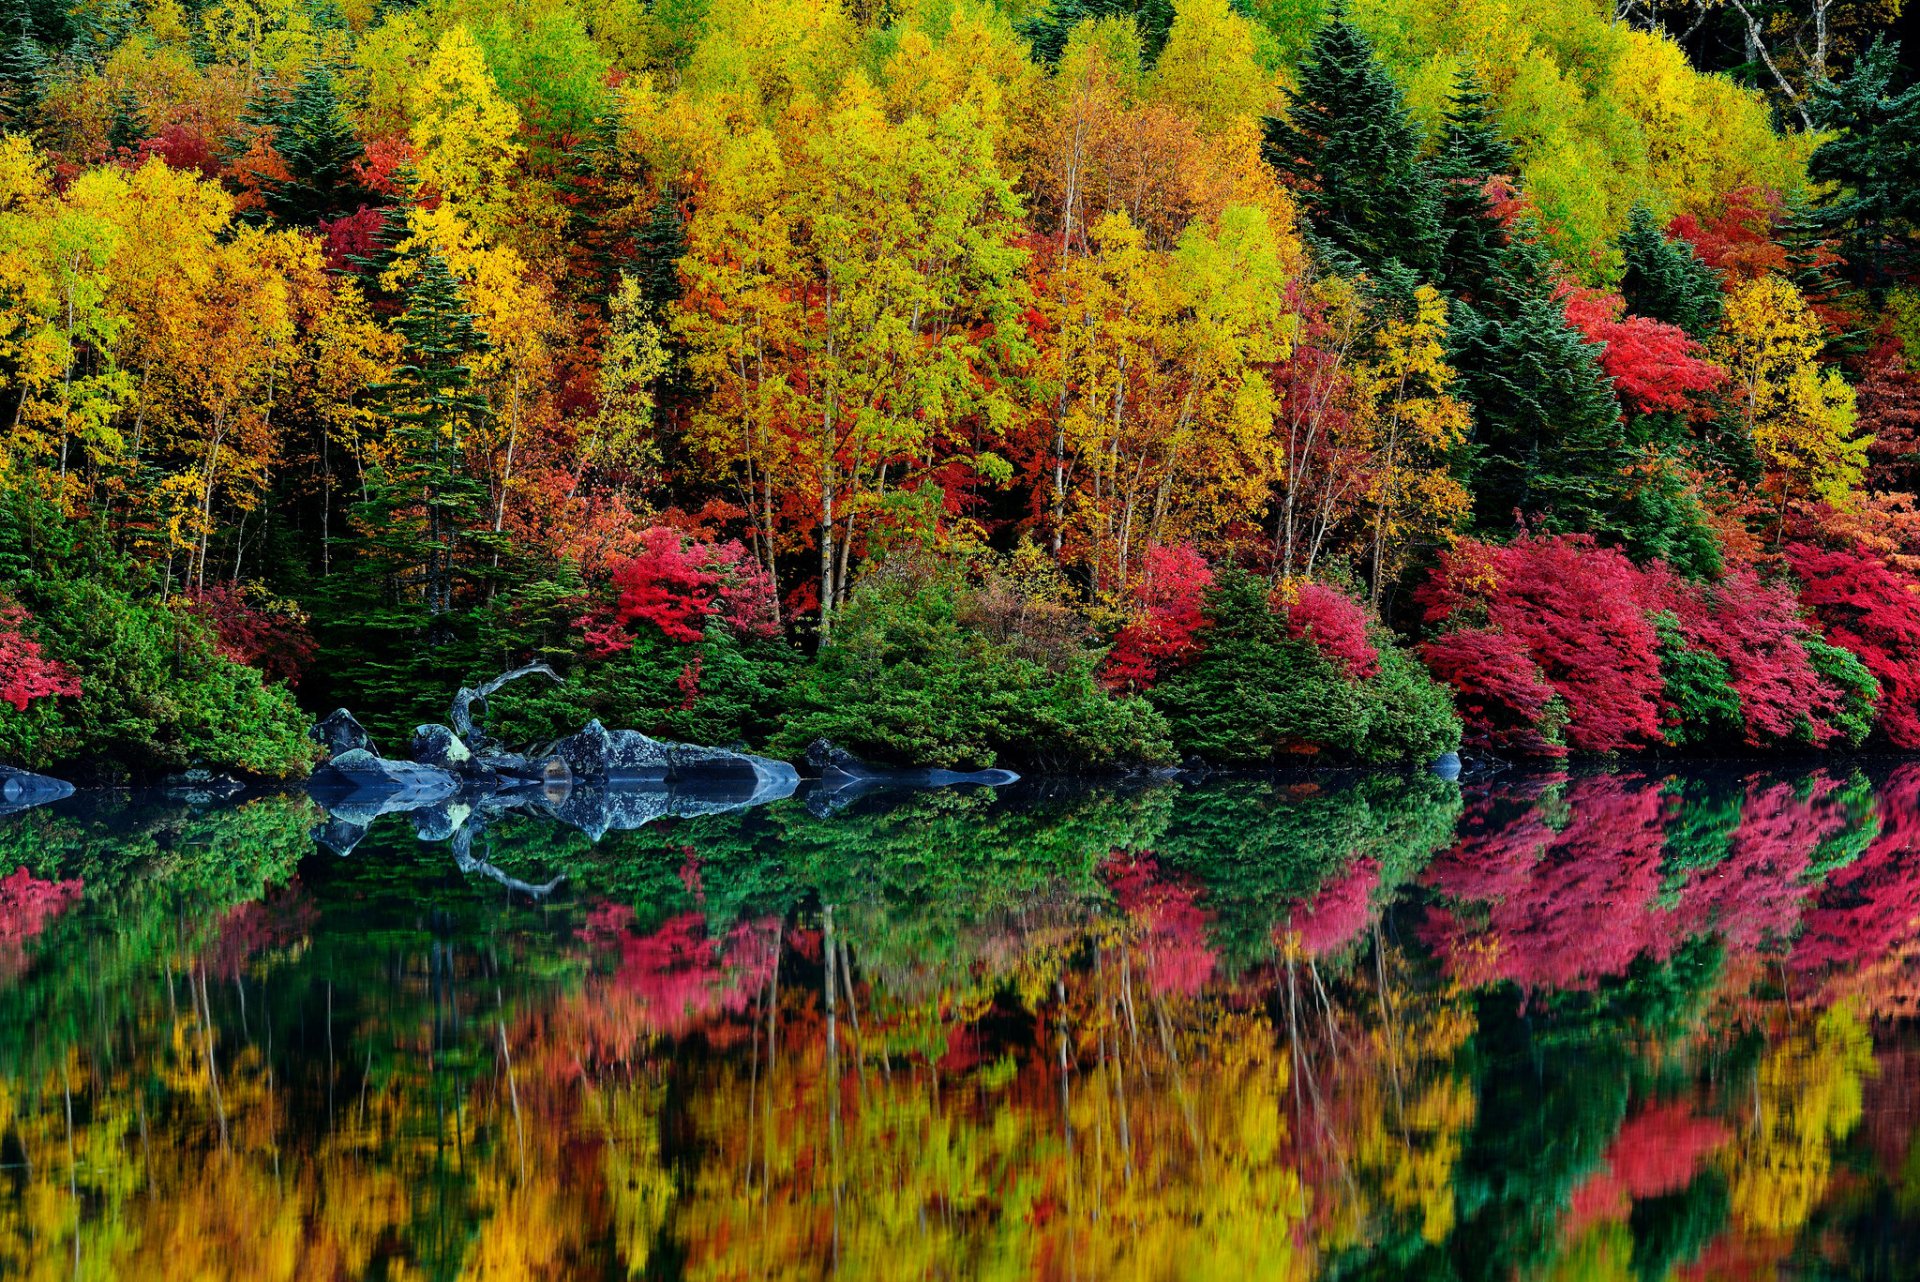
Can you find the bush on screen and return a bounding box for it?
[1420,626,1568,757]
[1151,570,1458,764]
[1652,612,1743,749]
[1800,636,1878,748]
[772,564,1173,770]
[1787,543,1920,748]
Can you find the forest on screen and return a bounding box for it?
[2,0,1920,775]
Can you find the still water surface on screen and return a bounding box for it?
[3,765,1920,1279]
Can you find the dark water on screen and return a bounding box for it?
[3,765,1920,1280]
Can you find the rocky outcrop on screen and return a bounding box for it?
[800,739,1019,815]
[310,708,376,759]
[554,718,798,792]
[0,765,74,819]
[409,723,475,773]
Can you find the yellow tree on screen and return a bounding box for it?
[1712,274,1868,537]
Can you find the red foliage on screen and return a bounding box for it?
[1421,775,1672,991]
[180,585,316,685]
[318,205,385,272]
[1420,627,1563,756]
[1283,857,1380,958]
[1567,1101,1730,1231]
[1793,764,1920,975]
[1788,543,1920,746]
[138,124,221,179]
[1101,852,1217,997]
[350,136,413,197]
[0,602,80,711]
[1667,187,1787,283]
[1284,582,1379,679]
[1654,565,1851,746]
[576,902,780,1038]
[1559,285,1725,417]
[583,527,779,653]
[1101,543,1214,690]
[1421,536,1663,753]
[0,865,83,982]
[1863,339,1920,495]
[204,886,319,980]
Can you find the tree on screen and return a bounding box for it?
[1617,204,1723,339]
[0,4,47,135]
[1807,37,1920,289]
[1260,17,1442,286]
[264,62,368,227]
[1430,64,1513,303]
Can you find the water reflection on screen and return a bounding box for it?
[2,767,1919,1278]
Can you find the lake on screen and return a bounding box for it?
[2,764,1918,1279]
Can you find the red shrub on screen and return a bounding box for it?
[1560,285,1724,417]
[1421,536,1663,753]
[0,602,80,711]
[181,585,316,685]
[1282,857,1380,958]
[1420,627,1564,756]
[1102,543,1213,690]
[1788,543,1920,747]
[583,528,779,653]
[1284,581,1379,679]
[138,124,220,178]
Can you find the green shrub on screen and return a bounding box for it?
[1653,612,1744,749]
[1150,570,1459,765]
[771,567,1174,770]
[1801,635,1878,749]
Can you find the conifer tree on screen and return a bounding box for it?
[267,63,367,226]
[361,251,493,634]
[1262,17,1444,285]
[1807,36,1920,289]
[0,3,48,136]
[1020,0,1178,66]
[1617,204,1723,338]
[1431,64,1514,303]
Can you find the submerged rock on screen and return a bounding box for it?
[1430,751,1462,782]
[554,718,797,792]
[310,708,376,760]
[0,764,74,819]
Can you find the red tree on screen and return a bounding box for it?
[0,602,80,711]
[583,527,780,653]
[1420,627,1564,756]
[181,585,317,684]
[1863,339,1920,495]
[1560,286,1725,417]
[1101,543,1214,690]
[1284,581,1379,678]
[1788,543,1920,747]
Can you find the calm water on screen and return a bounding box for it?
[2,765,1920,1279]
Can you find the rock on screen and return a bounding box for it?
[310,708,376,760]
[162,768,247,803]
[797,738,1016,815]
[410,724,474,773]
[1430,751,1462,782]
[553,720,668,780]
[539,769,798,842]
[479,751,573,789]
[805,738,870,775]
[0,764,74,819]
[311,815,372,857]
[308,748,459,809]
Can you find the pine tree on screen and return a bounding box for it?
[360,251,493,635]
[1807,36,1920,289]
[267,64,367,226]
[104,87,144,156]
[1431,64,1514,304]
[0,2,48,136]
[633,191,687,311]
[1778,195,1867,360]
[1261,17,1444,285]
[1617,203,1723,338]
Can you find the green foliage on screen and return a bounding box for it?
[772,567,1174,770]
[0,486,314,778]
[1151,569,1459,764]
[265,63,368,226]
[1800,634,1878,748]
[1618,203,1723,339]
[1808,36,1920,289]
[1654,612,1743,749]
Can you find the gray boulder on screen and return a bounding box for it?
[0,764,74,819]
[1430,751,1462,782]
[553,720,668,779]
[308,748,459,808]
[310,708,376,759]
[553,719,796,792]
[410,723,475,773]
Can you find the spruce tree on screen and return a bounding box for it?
[1617,203,1723,338]
[0,3,48,136]
[1431,64,1514,303]
[267,64,367,226]
[1261,17,1444,284]
[104,87,144,156]
[1807,36,1920,289]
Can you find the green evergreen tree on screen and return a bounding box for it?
[1777,194,1867,360]
[1261,17,1444,286]
[0,2,49,136]
[633,191,687,311]
[266,63,367,226]
[104,86,144,156]
[1617,203,1723,338]
[1019,0,1177,66]
[1807,36,1920,289]
[1431,63,1515,303]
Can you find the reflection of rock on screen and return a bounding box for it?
[538,770,799,842]
[0,764,74,819]
[1430,751,1462,782]
[308,749,459,810]
[800,738,1018,815]
[310,708,376,759]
